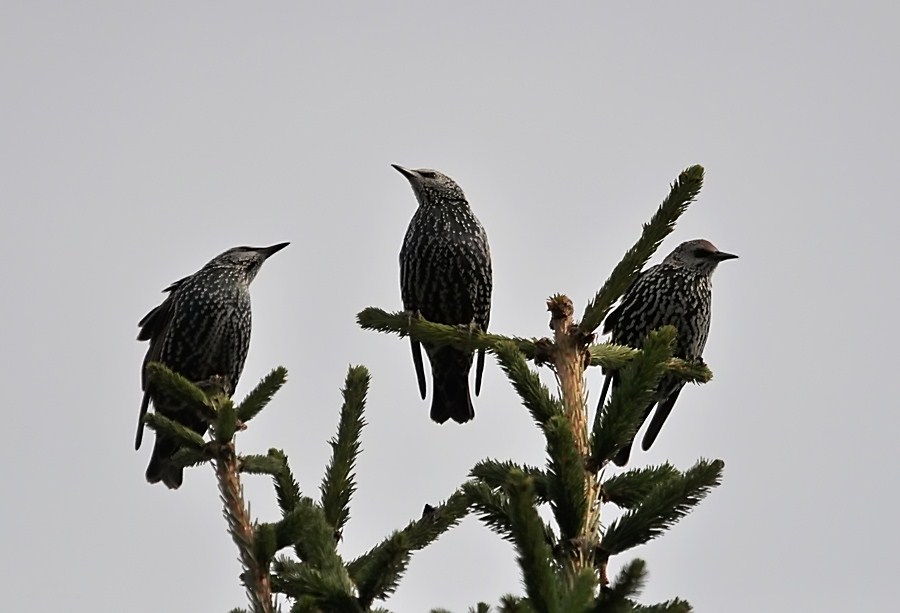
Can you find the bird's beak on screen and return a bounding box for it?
[258,242,290,259]
[712,251,738,261]
[391,164,418,181]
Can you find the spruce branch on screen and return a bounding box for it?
[632,599,692,613]
[347,490,470,608]
[320,365,370,541]
[288,596,317,613]
[357,307,538,359]
[494,340,563,429]
[239,453,286,476]
[601,464,681,509]
[273,498,346,575]
[266,449,304,517]
[497,595,536,612]
[470,460,551,503]
[505,470,561,613]
[587,343,637,371]
[169,446,211,470]
[271,558,360,612]
[145,362,217,413]
[663,357,713,384]
[142,366,229,453]
[274,570,359,612]
[588,344,712,385]
[216,398,239,442]
[559,568,599,613]
[466,478,562,553]
[463,481,517,543]
[544,415,587,544]
[589,327,676,470]
[253,523,278,569]
[580,165,705,334]
[216,437,275,613]
[601,558,648,603]
[347,533,407,608]
[237,367,288,423]
[142,412,207,450]
[599,459,724,556]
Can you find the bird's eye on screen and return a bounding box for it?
[419,170,436,179]
[693,248,711,258]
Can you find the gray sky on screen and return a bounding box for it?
[2,2,897,611]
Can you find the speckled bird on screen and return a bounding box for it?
[395,165,492,424]
[135,243,288,488]
[598,239,737,466]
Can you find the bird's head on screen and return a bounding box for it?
[664,239,738,274]
[392,164,467,207]
[208,243,289,282]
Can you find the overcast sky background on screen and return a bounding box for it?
[2,2,898,611]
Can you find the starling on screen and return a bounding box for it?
[394,165,493,424]
[598,239,737,466]
[135,243,288,488]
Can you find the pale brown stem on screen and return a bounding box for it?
[547,295,600,578]
[216,443,275,613]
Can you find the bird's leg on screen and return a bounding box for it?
[532,337,556,366]
[194,375,233,424]
[405,309,422,333]
[201,440,221,460]
[463,320,481,348]
[218,374,234,397]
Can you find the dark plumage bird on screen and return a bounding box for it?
[598,239,737,466]
[395,165,492,424]
[135,243,288,488]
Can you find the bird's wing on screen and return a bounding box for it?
[135,296,176,449]
[400,244,429,399]
[137,294,177,385]
[137,276,187,341]
[474,273,491,397]
[135,393,151,450]
[410,339,427,399]
[603,302,624,336]
[596,371,614,413]
[135,279,185,449]
[603,264,657,335]
[641,384,684,451]
[474,348,485,396]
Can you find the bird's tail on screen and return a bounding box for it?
[598,373,637,466]
[145,437,184,490]
[429,346,475,424]
[613,439,635,466]
[642,385,684,452]
[596,372,613,413]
